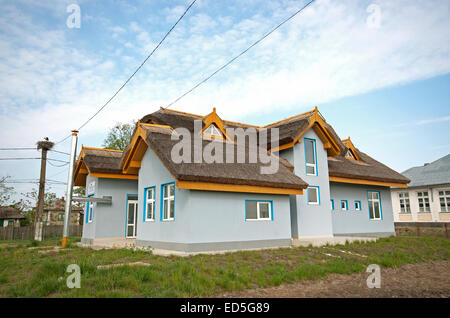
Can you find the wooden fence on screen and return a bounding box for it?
[0,225,82,241]
[395,222,449,238]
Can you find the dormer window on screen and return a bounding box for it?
[203,124,223,138]
[345,150,355,160]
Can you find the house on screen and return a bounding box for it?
[0,206,25,227]
[73,107,409,252]
[43,197,84,226]
[391,154,450,222]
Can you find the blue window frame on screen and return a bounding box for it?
[307,186,320,205]
[367,191,383,220]
[245,200,273,221]
[331,199,335,210]
[341,200,348,211]
[304,138,318,176]
[143,186,156,221]
[160,182,175,221]
[85,194,94,223]
[355,200,362,211]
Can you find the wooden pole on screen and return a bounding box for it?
[34,139,54,241]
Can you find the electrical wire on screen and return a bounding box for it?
[166,0,316,109]
[54,0,198,145]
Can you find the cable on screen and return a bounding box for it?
[166,0,316,108]
[0,157,41,160]
[47,160,69,167]
[54,0,198,145]
[49,149,71,155]
[0,147,36,150]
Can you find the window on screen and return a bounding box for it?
[58,213,64,221]
[368,191,382,220]
[417,191,430,212]
[88,201,94,223]
[307,186,320,205]
[355,200,361,211]
[161,183,175,221]
[341,200,348,211]
[203,124,223,138]
[144,187,155,221]
[398,192,411,213]
[438,190,450,212]
[245,200,272,221]
[345,150,355,160]
[304,138,317,176]
[331,199,334,210]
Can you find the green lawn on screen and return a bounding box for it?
[0,235,449,297]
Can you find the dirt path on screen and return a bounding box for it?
[221,260,450,298]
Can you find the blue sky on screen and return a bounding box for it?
[0,0,449,201]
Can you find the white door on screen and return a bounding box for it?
[126,200,138,238]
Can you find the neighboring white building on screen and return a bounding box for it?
[391,154,450,222]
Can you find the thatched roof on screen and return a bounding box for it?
[82,148,123,174]
[142,126,307,190]
[0,206,25,219]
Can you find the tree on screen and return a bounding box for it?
[0,176,14,205]
[73,186,86,207]
[102,121,135,151]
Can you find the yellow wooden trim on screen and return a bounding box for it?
[82,146,123,153]
[270,141,295,153]
[139,122,173,129]
[176,180,304,195]
[121,124,148,173]
[342,137,360,161]
[329,176,408,188]
[90,172,138,180]
[263,107,316,128]
[129,161,141,168]
[200,108,233,141]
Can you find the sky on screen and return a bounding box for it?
[0,0,449,202]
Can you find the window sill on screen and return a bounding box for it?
[417,212,431,214]
[245,219,272,222]
[161,219,174,222]
[144,219,155,222]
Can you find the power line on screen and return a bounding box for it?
[48,160,69,167]
[49,149,71,155]
[0,157,69,163]
[54,0,198,145]
[0,147,36,150]
[166,0,316,109]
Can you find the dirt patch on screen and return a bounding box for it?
[220,260,450,298]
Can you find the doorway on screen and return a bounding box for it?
[126,195,138,238]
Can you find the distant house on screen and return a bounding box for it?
[0,206,25,227]
[391,154,450,222]
[73,107,409,252]
[43,197,84,226]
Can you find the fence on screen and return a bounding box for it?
[0,225,83,241]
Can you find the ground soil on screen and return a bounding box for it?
[220,260,450,298]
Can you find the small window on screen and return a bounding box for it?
[438,189,450,212]
[417,191,430,212]
[331,199,334,210]
[368,191,382,220]
[341,200,348,211]
[304,138,317,176]
[203,124,223,138]
[88,201,94,223]
[307,186,320,205]
[162,183,175,221]
[58,213,64,221]
[145,187,155,221]
[245,201,272,221]
[355,201,361,211]
[345,150,355,160]
[398,192,411,213]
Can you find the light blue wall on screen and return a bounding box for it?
[330,182,395,236]
[137,148,292,251]
[81,175,138,240]
[280,129,334,237]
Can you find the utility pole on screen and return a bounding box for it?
[34,138,54,241]
[62,130,78,248]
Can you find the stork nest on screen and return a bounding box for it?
[37,140,54,150]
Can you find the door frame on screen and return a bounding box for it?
[125,194,138,238]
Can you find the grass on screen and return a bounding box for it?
[0,235,448,297]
